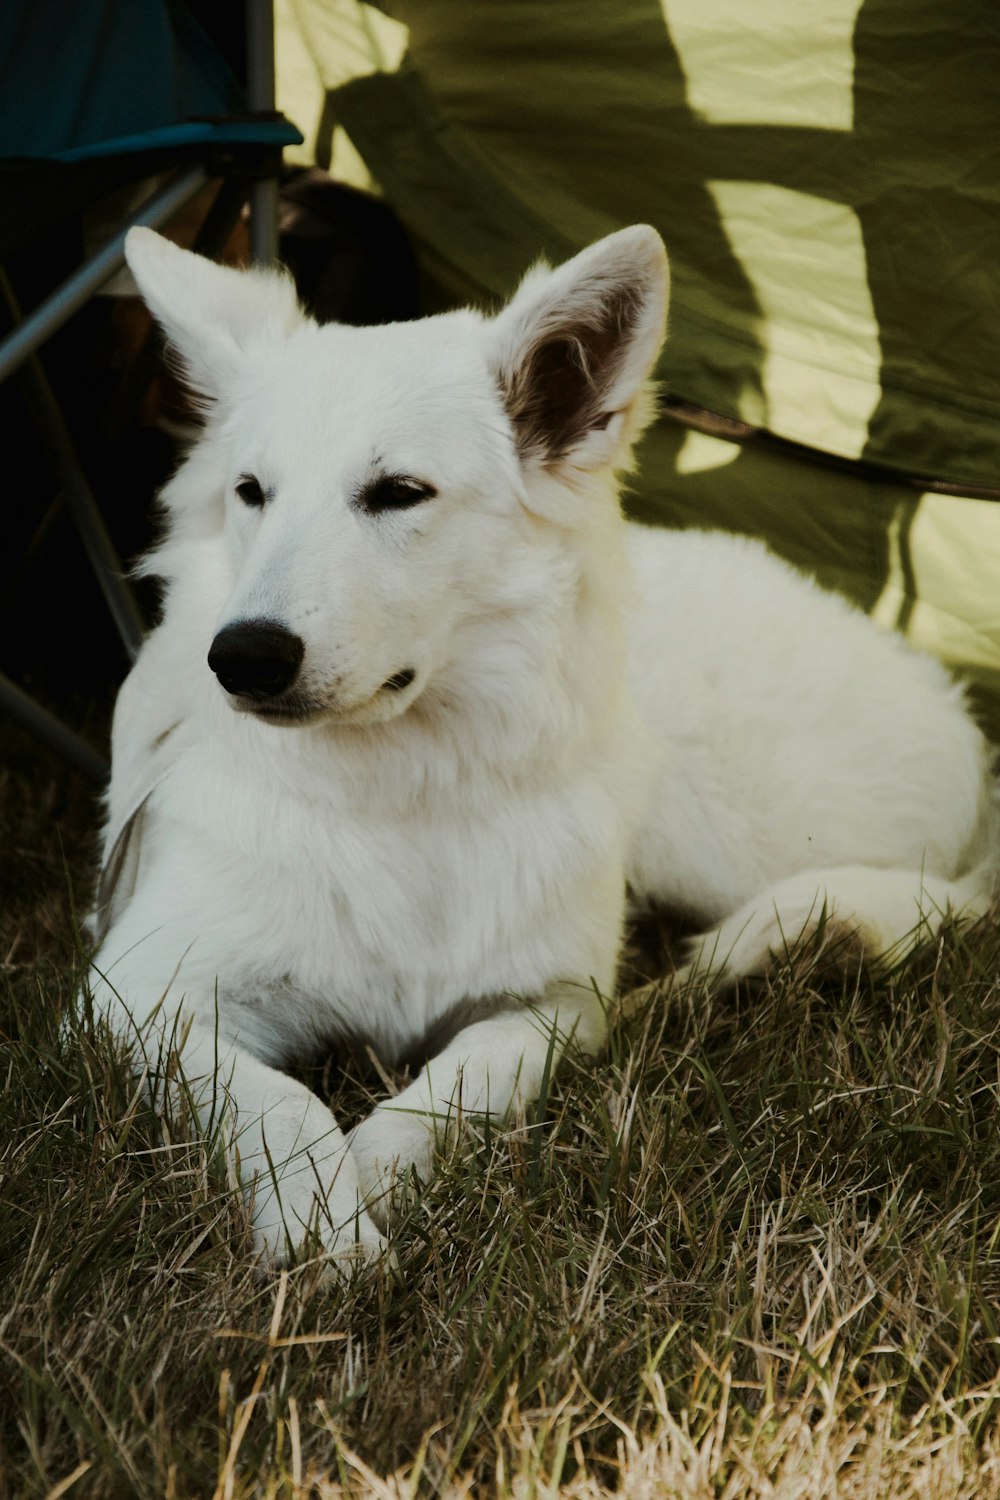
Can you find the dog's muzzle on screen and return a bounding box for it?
[208,620,304,699]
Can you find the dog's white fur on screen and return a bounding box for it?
[89,224,997,1268]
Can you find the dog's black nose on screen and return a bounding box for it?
[208,621,304,698]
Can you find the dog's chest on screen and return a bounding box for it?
[164,748,619,1057]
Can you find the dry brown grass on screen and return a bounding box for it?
[3,717,1000,1497]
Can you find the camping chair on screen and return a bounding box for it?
[0,0,302,780]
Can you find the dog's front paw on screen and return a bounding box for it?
[251,1182,389,1276]
[349,1106,438,1230]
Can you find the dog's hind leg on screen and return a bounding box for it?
[349,984,608,1227]
[670,862,993,992]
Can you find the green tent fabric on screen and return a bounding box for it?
[276,0,1000,735]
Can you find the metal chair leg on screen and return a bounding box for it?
[1,268,146,660]
[0,167,207,387]
[0,671,107,781]
[246,0,280,266]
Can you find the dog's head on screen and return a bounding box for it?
[125,223,668,727]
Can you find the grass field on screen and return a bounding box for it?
[3,723,1000,1498]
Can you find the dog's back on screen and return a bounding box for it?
[624,524,997,978]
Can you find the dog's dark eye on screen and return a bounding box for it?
[235,474,266,508]
[358,476,437,514]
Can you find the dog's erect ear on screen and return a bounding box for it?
[124,227,304,396]
[490,225,669,475]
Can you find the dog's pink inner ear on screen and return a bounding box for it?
[501,283,640,466]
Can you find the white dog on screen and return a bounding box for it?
[89,224,997,1268]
